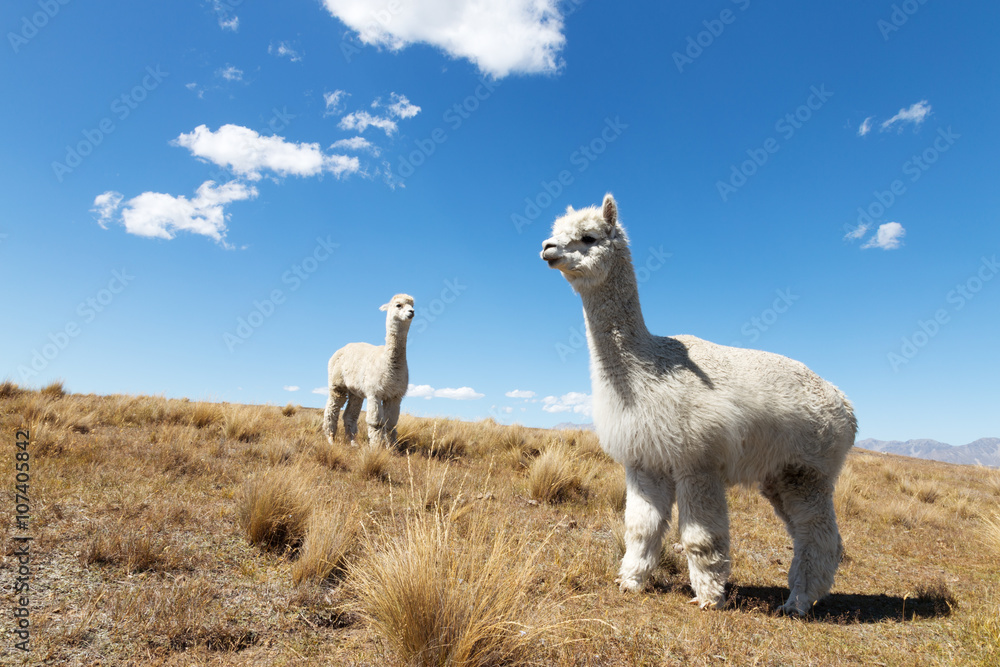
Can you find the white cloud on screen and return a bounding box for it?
[91,191,123,228]
[219,16,239,31]
[881,100,931,132]
[386,93,420,119]
[321,0,566,78]
[861,222,906,250]
[338,110,397,135]
[269,42,302,62]
[542,392,592,417]
[843,223,869,241]
[505,389,535,399]
[173,124,360,181]
[212,1,239,30]
[312,387,327,395]
[330,136,378,155]
[407,384,484,400]
[858,116,873,137]
[217,64,244,81]
[283,385,300,391]
[323,90,348,116]
[95,180,258,244]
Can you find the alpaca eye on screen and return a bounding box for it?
[581,235,597,245]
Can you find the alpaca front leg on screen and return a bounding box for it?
[323,389,348,444]
[617,466,675,593]
[382,399,401,447]
[342,393,363,446]
[366,398,387,447]
[676,471,731,609]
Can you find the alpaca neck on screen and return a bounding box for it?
[384,326,409,368]
[577,249,651,375]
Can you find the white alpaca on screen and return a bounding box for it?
[541,195,856,615]
[323,294,414,447]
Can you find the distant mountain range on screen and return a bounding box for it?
[854,438,1000,468]
[552,425,1000,468]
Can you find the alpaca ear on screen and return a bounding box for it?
[602,194,618,237]
[379,302,389,312]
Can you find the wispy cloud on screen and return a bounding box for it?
[321,0,566,78]
[330,136,378,155]
[217,64,244,82]
[338,110,397,135]
[861,221,906,250]
[219,16,238,31]
[505,389,535,399]
[881,100,931,132]
[269,41,302,62]
[386,93,420,119]
[283,385,300,392]
[323,90,348,116]
[541,392,592,417]
[858,116,873,137]
[407,384,484,400]
[312,387,327,395]
[843,223,870,241]
[173,124,360,181]
[92,180,258,245]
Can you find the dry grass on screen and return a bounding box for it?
[346,507,556,666]
[237,465,315,550]
[4,387,1000,666]
[357,443,392,481]
[291,503,360,586]
[527,442,585,503]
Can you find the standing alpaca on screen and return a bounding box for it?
[541,195,856,615]
[323,294,414,447]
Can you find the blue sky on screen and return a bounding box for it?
[2,0,998,445]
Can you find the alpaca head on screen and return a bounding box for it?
[541,193,629,291]
[381,293,415,330]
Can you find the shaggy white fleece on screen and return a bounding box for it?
[541,195,856,615]
[323,294,414,447]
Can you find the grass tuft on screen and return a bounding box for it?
[346,508,556,666]
[527,443,584,504]
[357,444,392,481]
[40,380,67,398]
[237,466,314,550]
[291,504,360,586]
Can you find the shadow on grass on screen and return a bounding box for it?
[730,586,956,623]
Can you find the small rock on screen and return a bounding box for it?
[527,499,540,506]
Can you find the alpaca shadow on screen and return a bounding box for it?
[729,586,955,623]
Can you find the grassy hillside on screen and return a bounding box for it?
[1,382,999,666]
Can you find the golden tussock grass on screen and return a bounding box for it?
[346,507,558,667]
[292,502,360,586]
[237,465,315,550]
[5,388,1000,666]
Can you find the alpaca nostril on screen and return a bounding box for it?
[543,240,556,251]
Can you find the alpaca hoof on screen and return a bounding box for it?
[778,600,809,617]
[616,576,644,593]
[689,595,725,610]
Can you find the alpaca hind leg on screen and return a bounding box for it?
[342,393,363,446]
[617,467,674,592]
[366,398,387,447]
[771,467,843,616]
[323,389,349,444]
[676,471,731,609]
